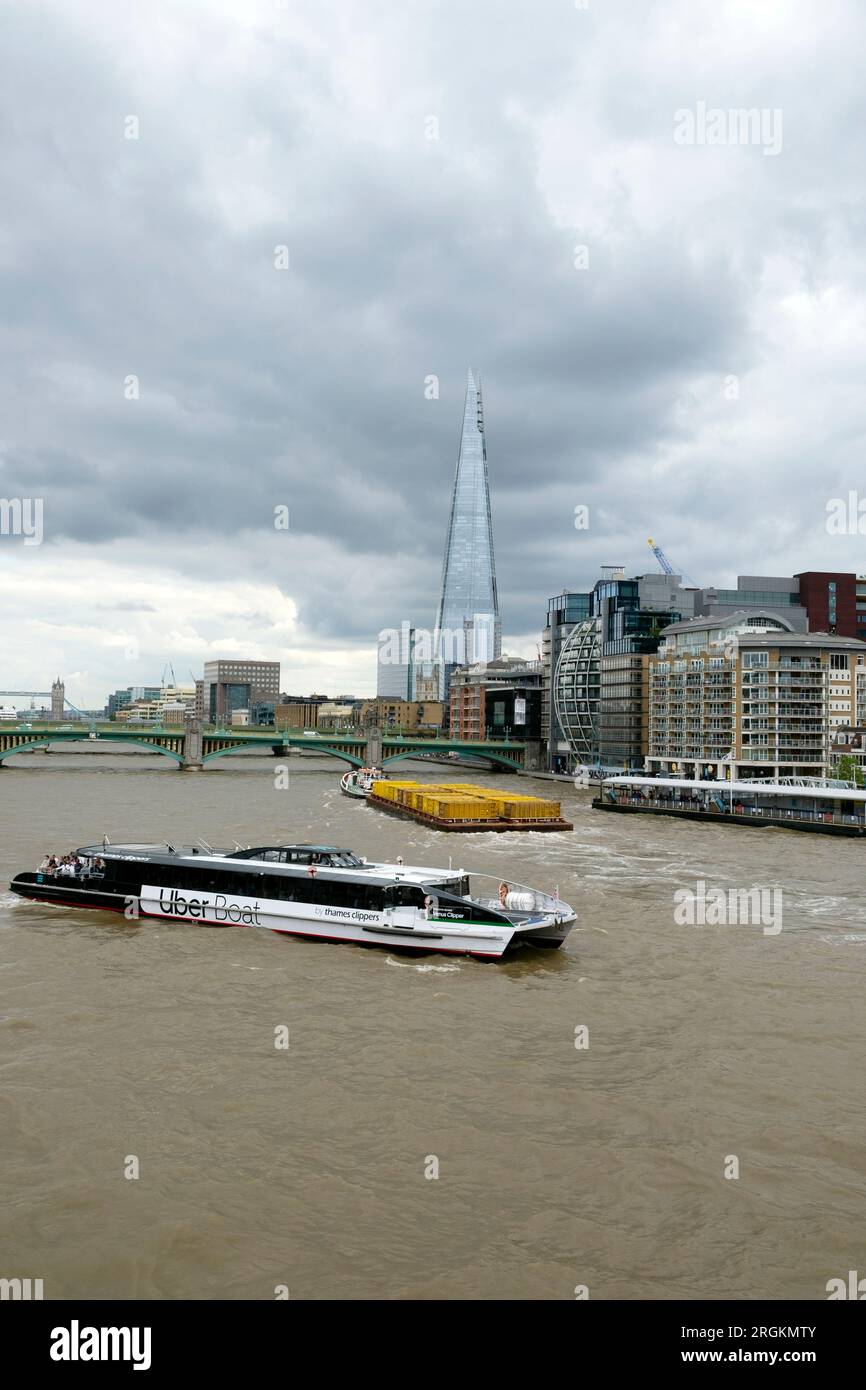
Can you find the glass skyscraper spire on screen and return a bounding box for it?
[433,368,501,697]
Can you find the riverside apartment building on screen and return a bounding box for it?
[645,611,866,780]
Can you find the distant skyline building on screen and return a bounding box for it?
[202,660,280,723]
[51,678,65,721]
[433,368,501,699]
[376,624,416,699]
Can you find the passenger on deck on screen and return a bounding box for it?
[39,855,51,873]
[498,881,509,906]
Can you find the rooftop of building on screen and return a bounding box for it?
[658,610,866,648]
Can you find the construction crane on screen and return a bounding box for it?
[647,538,700,589]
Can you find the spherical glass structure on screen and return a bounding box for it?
[553,617,601,764]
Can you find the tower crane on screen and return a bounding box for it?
[647,538,700,590]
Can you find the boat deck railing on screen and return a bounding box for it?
[462,872,566,917]
[602,792,865,828]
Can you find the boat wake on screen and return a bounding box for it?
[385,955,460,974]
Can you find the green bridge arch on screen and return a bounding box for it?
[202,740,365,767]
[381,747,524,771]
[0,734,184,765]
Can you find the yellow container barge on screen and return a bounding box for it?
[367,779,572,832]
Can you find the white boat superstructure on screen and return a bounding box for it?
[339,767,384,798]
[11,842,576,960]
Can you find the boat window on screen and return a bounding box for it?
[273,876,383,910]
[389,884,426,908]
[428,877,470,898]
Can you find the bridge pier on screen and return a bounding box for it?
[181,719,203,771]
[523,739,543,772]
[364,725,383,767]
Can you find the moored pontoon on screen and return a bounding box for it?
[592,775,866,836]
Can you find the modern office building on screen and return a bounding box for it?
[542,591,593,765]
[795,571,857,637]
[249,701,276,726]
[448,658,542,741]
[553,618,601,767]
[115,686,197,723]
[694,576,807,629]
[547,570,691,770]
[376,625,416,699]
[108,686,163,717]
[202,660,280,723]
[857,577,866,646]
[433,368,501,699]
[108,689,131,718]
[694,572,860,637]
[646,611,866,779]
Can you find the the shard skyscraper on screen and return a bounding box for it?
[433,368,501,699]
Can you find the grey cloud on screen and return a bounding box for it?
[2,0,866,669]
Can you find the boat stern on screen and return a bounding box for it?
[512,907,576,950]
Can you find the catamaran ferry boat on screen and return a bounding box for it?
[10,842,576,959]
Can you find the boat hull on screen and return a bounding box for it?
[9,874,573,959]
[591,799,866,837]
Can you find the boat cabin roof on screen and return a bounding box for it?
[73,843,466,888]
[602,775,866,803]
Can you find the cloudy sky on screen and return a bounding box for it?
[2,0,866,705]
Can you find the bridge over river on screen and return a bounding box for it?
[0,721,539,771]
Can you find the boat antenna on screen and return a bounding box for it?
[102,834,110,848]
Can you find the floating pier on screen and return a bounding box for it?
[368,780,572,832]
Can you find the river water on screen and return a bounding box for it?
[1,750,864,1300]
